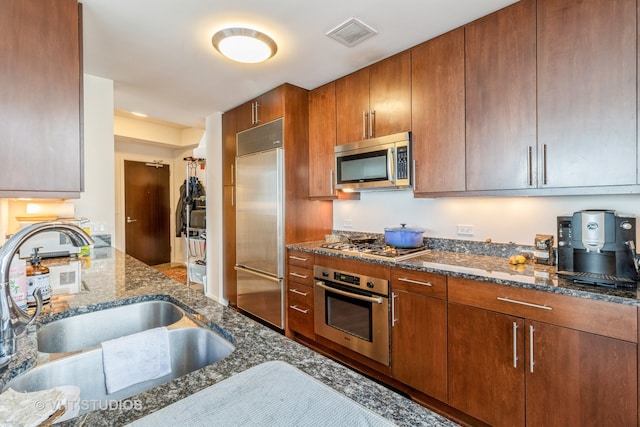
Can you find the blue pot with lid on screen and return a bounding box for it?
[384,224,425,248]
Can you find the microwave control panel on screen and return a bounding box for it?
[396,146,408,180]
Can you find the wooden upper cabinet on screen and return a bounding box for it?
[537,0,637,188]
[222,108,237,187]
[465,0,537,191]
[236,87,285,132]
[368,50,411,139]
[308,82,337,198]
[0,0,83,197]
[336,51,411,145]
[411,29,465,194]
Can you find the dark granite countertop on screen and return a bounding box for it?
[0,248,456,427]
[288,241,640,307]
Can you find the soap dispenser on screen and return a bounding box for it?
[26,247,51,311]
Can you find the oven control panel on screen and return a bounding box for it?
[314,265,389,296]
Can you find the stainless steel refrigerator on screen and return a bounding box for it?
[234,119,284,329]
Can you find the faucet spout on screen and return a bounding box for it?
[0,222,94,369]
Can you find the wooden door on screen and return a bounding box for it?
[411,29,465,194]
[537,0,636,188]
[124,160,171,266]
[391,287,447,402]
[308,82,337,198]
[336,67,370,145]
[465,0,537,191]
[448,303,525,427]
[255,86,284,125]
[525,320,637,427]
[369,50,411,138]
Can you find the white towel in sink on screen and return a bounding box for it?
[101,327,172,394]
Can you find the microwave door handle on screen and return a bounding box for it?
[387,148,395,183]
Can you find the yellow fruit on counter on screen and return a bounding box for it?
[509,255,527,265]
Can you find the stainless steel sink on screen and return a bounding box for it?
[37,301,186,353]
[6,327,235,417]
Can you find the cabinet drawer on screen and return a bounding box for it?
[391,268,446,300]
[287,265,313,287]
[448,277,637,342]
[287,283,313,307]
[287,283,314,339]
[287,250,314,269]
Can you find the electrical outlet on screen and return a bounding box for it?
[343,219,353,229]
[457,224,474,236]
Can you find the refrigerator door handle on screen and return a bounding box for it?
[234,264,282,283]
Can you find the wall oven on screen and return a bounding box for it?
[313,265,390,366]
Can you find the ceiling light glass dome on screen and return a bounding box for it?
[212,28,277,64]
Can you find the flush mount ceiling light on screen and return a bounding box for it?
[211,27,277,63]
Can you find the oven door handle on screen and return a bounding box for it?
[316,281,384,304]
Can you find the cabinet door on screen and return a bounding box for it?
[391,288,447,402]
[537,0,636,188]
[336,68,370,145]
[235,101,254,133]
[448,303,525,427]
[465,0,537,191]
[223,185,236,304]
[256,87,284,125]
[411,29,465,193]
[525,320,637,427]
[369,51,411,139]
[222,109,237,187]
[308,82,337,198]
[0,0,82,196]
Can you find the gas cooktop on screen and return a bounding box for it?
[320,242,430,261]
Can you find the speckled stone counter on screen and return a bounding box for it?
[0,248,456,427]
[288,240,640,306]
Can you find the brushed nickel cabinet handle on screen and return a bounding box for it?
[369,110,375,137]
[329,170,334,195]
[289,272,308,279]
[288,255,308,262]
[529,324,535,373]
[231,163,234,185]
[289,288,309,297]
[513,322,519,368]
[398,277,432,287]
[391,292,398,327]
[497,297,552,311]
[289,305,309,314]
[362,111,367,139]
[542,144,548,185]
[527,146,533,186]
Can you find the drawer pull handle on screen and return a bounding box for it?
[288,256,308,262]
[497,297,552,311]
[398,277,432,287]
[289,272,308,279]
[289,305,309,314]
[289,288,308,297]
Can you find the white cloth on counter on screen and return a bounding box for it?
[126,361,396,427]
[101,327,172,395]
[0,387,66,427]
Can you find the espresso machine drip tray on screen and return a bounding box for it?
[557,270,638,289]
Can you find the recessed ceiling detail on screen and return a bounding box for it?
[326,18,377,47]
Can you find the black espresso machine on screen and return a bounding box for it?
[557,210,639,288]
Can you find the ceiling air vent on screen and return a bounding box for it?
[326,18,377,47]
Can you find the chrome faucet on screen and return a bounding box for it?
[0,222,94,369]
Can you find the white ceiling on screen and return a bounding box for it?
[82,0,518,129]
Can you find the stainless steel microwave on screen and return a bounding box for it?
[334,132,411,191]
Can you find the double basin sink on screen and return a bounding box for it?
[4,300,235,417]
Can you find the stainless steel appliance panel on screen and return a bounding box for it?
[235,118,285,329]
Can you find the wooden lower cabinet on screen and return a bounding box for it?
[390,268,448,403]
[448,303,525,426]
[448,277,638,427]
[286,250,314,339]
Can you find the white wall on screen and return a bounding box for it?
[333,191,640,245]
[71,74,116,241]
